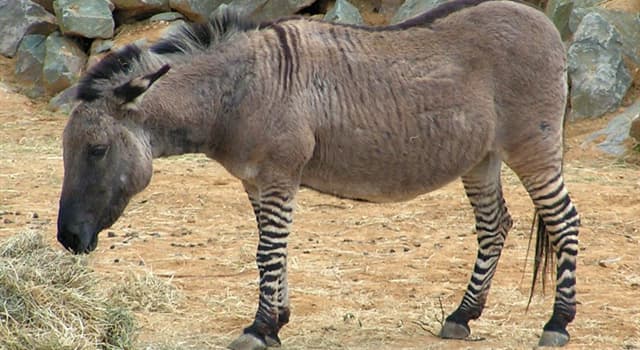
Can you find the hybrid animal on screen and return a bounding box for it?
[57,0,580,348]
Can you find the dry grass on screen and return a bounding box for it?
[0,231,136,350]
[0,231,181,350]
[109,270,181,313]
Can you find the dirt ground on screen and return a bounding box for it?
[1,49,639,350]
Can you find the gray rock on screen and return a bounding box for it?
[43,32,87,95]
[325,0,364,25]
[584,99,640,156]
[391,0,448,24]
[14,34,48,98]
[53,0,115,39]
[48,85,80,114]
[90,39,114,55]
[567,12,632,119]
[149,11,184,22]
[545,0,598,41]
[112,0,170,22]
[87,20,179,68]
[169,0,229,21]
[221,0,314,21]
[0,0,57,57]
[570,8,640,66]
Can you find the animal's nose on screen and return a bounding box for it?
[57,204,96,254]
[57,220,83,254]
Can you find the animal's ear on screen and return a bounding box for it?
[113,64,171,107]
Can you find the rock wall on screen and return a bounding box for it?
[1,0,639,150]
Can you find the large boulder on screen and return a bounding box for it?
[42,32,87,95]
[570,8,640,66]
[204,0,316,22]
[325,0,364,25]
[169,0,229,21]
[53,0,115,39]
[545,0,599,41]
[584,100,640,156]
[391,0,448,24]
[14,34,48,98]
[567,12,632,118]
[0,0,57,57]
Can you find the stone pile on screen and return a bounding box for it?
[1,0,639,151]
[1,0,365,105]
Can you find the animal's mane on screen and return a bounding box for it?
[76,10,259,102]
[76,0,498,102]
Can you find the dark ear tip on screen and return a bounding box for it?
[160,64,171,74]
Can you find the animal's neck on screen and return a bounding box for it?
[139,50,253,159]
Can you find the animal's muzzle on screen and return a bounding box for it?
[57,204,99,254]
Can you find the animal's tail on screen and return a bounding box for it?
[526,209,554,310]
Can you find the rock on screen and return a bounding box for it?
[112,0,171,23]
[391,0,448,24]
[567,12,632,119]
[169,0,229,21]
[149,11,184,22]
[0,0,57,57]
[48,85,80,114]
[583,99,640,156]
[325,0,364,25]
[43,32,87,95]
[545,0,599,41]
[53,0,115,39]
[87,20,179,68]
[220,0,315,21]
[570,8,640,66]
[14,34,48,99]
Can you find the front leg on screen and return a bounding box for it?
[229,186,294,350]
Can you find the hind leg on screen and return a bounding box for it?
[440,154,513,339]
[520,171,580,346]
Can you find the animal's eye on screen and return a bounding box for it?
[88,144,109,158]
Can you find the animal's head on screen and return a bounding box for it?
[57,61,170,254]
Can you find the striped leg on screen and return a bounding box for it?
[230,186,294,350]
[523,173,579,347]
[441,156,513,339]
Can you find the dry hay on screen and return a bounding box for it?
[109,270,180,313]
[0,231,179,350]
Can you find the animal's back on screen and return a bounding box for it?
[247,1,567,202]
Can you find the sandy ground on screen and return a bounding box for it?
[1,50,639,350]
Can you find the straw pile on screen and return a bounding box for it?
[0,231,142,350]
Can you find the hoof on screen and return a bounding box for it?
[538,330,569,347]
[265,333,282,347]
[228,333,267,350]
[439,320,470,339]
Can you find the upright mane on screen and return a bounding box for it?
[76,9,259,102]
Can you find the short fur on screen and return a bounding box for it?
[59,1,580,348]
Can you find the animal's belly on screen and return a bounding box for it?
[300,155,470,203]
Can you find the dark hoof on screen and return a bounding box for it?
[538,330,569,347]
[439,320,470,339]
[228,333,267,350]
[265,333,282,347]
